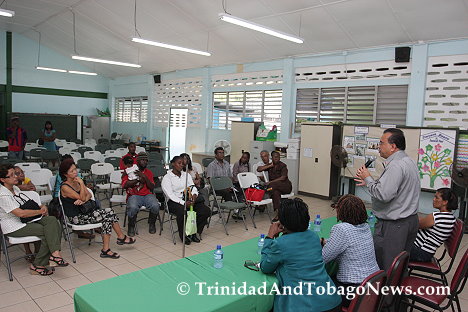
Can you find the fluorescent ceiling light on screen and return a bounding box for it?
[132,37,211,56]
[36,66,67,73]
[72,55,141,68]
[218,13,304,44]
[0,8,15,17]
[68,70,98,76]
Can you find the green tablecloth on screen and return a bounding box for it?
[74,216,341,312]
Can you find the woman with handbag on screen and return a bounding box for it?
[161,156,211,245]
[59,159,135,259]
[0,164,68,276]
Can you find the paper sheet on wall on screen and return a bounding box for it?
[304,148,313,158]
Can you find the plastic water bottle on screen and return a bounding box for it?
[213,245,224,269]
[257,234,265,255]
[368,212,376,229]
[313,215,322,233]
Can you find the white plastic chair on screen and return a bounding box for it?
[54,139,66,147]
[84,151,104,162]
[135,146,146,154]
[63,142,77,150]
[1,191,42,281]
[70,151,82,163]
[15,162,41,173]
[104,150,119,158]
[0,152,7,157]
[59,147,73,156]
[192,162,203,175]
[115,148,128,157]
[24,142,39,152]
[84,138,96,145]
[237,172,273,222]
[91,163,114,199]
[27,169,53,203]
[0,140,8,148]
[58,187,102,263]
[109,170,126,209]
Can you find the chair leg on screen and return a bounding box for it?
[241,211,248,231]
[62,222,76,263]
[247,206,256,229]
[169,214,176,245]
[159,210,165,235]
[219,210,229,235]
[1,236,13,281]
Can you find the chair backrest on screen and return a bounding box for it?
[386,251,409,288]
[24,142,39,152]
[95,144,111,154]
[105,157,121,169]
[54,139,67,147]
[237,172,260,189]
[41,150,60,160]
[84,151,103,162]
[15,162,41,172]
[445,219,464,258]
[347,270,387,312]
[63,142,77,150]
[449,249,468,293]
[77,158,98,171]
[28,169,53,186]
[192,162,203,175]
[110,170,124,184]
[30,147,46,158]
[59,147,72,156]
[116,148,128,157]
[70,152,81,163]
[91,163,114,176]
[202,157,215,168]
[0,140,8,148]
[135,146,146,153]
[84,138,96,145]
[19,191,42,205]
[149,152,164,160]
[210,176,234,191]
[98,138,110,144]
[104,150,119,157]
[0,152,7,157]
[49,175,57,193]
[148,165,167,178]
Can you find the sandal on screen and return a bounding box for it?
[116,235,136,245]
[30,265,53,276]
[49,256,69,267]
[100,249,120,259]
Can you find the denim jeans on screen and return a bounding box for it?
[127,194,160,218]
[8,151,24,160]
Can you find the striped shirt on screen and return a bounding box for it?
[414,212,456,255]
[206,159,232,179]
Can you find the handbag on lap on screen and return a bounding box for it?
[14,193,42,223]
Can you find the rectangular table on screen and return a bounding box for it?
[74,216,340,312]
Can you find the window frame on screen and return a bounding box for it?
[114,96,148,123]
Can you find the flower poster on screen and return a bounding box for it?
[418,129,457,190]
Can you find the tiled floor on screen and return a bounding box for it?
[0,196,467,312]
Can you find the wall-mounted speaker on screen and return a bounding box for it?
[153,75,161,84]
[395,47,411,63]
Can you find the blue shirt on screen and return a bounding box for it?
[261,231,341,312]
[322,222,380,284]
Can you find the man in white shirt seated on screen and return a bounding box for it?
[256,150,270,182]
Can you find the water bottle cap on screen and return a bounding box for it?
[216,245,221,249]
[260,234,265,238]
[316,214,320,218]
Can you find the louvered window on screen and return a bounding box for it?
[212,90,283,131]
[295,85,408,132]
[376,85,408,125]
[114,96,148,122]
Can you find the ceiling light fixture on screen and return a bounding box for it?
[36,66,67,73]
[72,55,141,68]
[132,37,211,56]
[0,8,15,17]
[218,13,304,44]
[68,70,98,76]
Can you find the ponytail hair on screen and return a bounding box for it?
[436,188,458,211]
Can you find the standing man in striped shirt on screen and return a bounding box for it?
[355,128,420,270]
[6,117,28,160]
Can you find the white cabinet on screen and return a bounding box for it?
[88,116,110,140]
[230,122,261,164]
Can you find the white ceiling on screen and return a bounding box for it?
[1,0,467,78]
